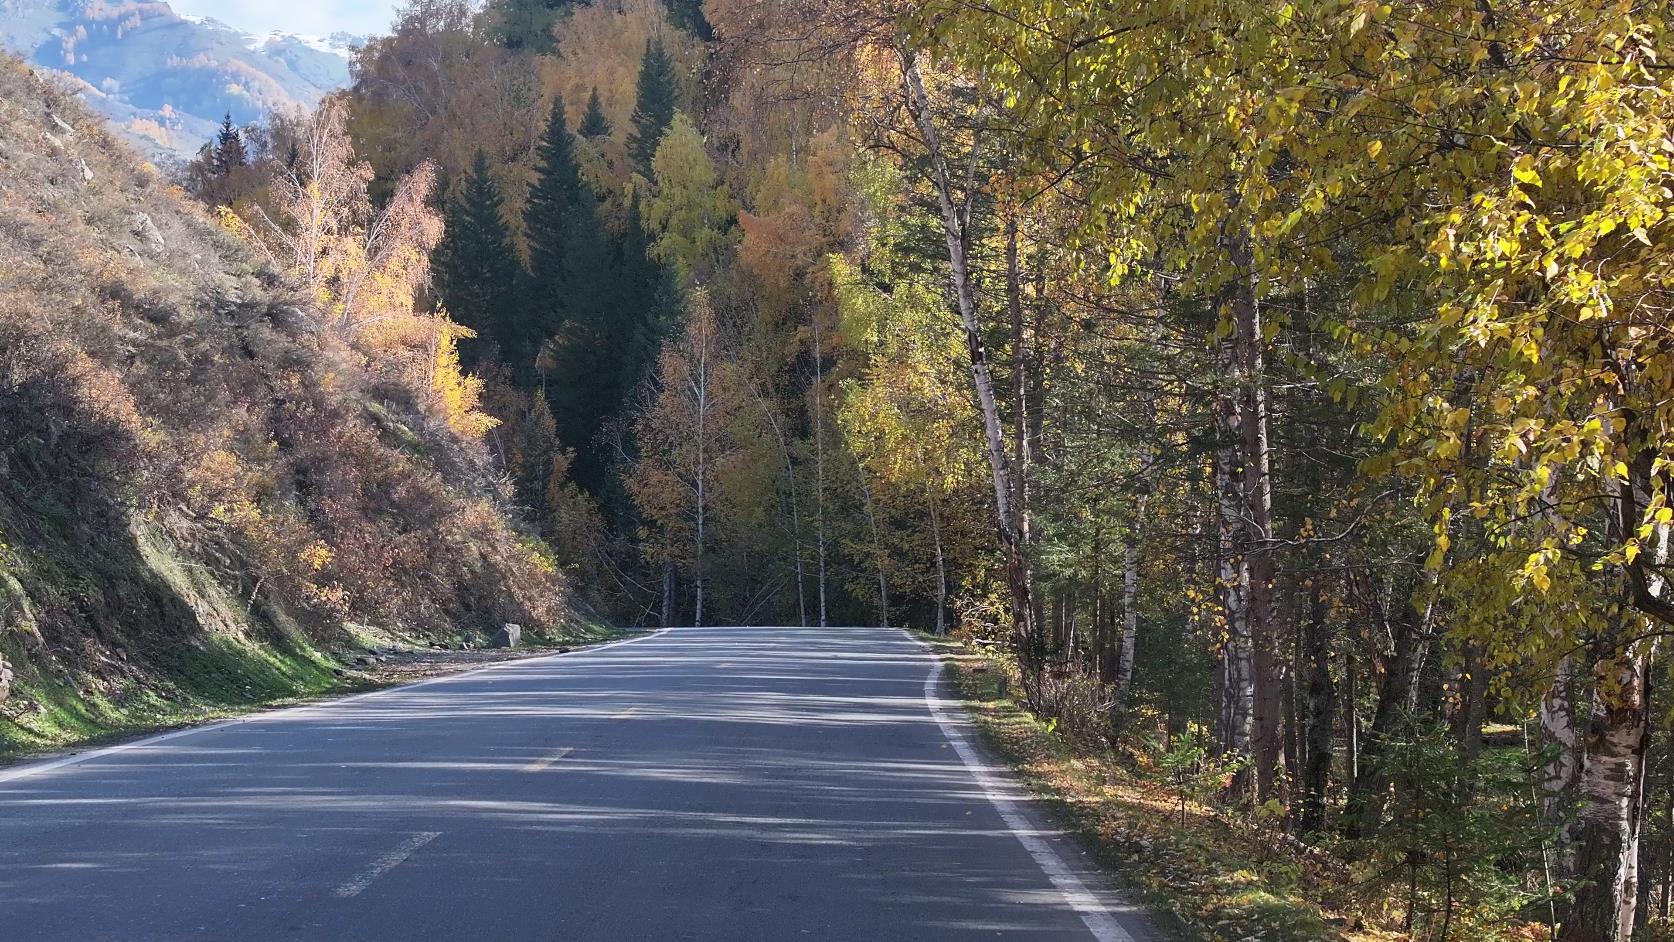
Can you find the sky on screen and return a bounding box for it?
[168,0,398,38]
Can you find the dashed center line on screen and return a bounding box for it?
[333,831,440,898]
[612,706,642,720]
[521,746,574,773]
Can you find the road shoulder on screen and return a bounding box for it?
[921,633,1360,942]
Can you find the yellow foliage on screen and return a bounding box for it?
[430,314,498,438]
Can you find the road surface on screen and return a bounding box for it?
[0,627,1157,940]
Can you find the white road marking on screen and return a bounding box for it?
[611,706,642,720]
[0,629,673,785]
[916,643,1135,942]
[333,831,440,898]
[521,746,574,772]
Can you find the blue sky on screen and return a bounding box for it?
[171,0,398,38]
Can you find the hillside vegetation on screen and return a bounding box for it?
[0,57,579,753]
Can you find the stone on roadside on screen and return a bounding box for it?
[493,624,522,648]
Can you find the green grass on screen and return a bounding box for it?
[0,621,640,761]
[0,631,348,757]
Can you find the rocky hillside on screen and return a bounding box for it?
[0,57,584,752]
[0,0,358,159]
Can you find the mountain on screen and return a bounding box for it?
[0,0,361,161]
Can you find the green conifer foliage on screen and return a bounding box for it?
[522,93,585,339]
[434,151,523,370]
[486,0,575,53]
[626,38,678,180]
[579,87,612,138]
[211,112,247,176]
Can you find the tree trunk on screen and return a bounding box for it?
[1214,409,1254,766]
[1299,583,1333,833]
[862,480,890,627]
[1211,230,1279,800]
[1116,503,1142,707]
[810,305,830,628]
[1563,638,1655,942]
[757,395,808,628]
[1344,645,1359,786]
[1229,233,1281,801]
[1452,642,1490,767]
[898,47,1040,691]
[661,561,675,629]
[1346,583,1423,840]
[928,489,947,635]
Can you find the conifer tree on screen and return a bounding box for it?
[434,150,523,370]
[579,87,612,138]
[522,93,585,344]
[617,191,675,374]
[626,38,678,180]
[663,0,712,39]
[211,112,247,176]
[486,0,575,53]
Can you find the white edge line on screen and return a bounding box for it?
[0,628,673,785]
[911,633,1134,942]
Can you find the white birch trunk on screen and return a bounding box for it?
[1117,521,1140,703]
[898,45,1039,681]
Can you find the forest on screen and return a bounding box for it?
[158,0,1674,939]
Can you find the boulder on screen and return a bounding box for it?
[131,212,165,254]
[0,655,11,703]
[492,624,522,648]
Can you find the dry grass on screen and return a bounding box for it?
[0,56,592,751]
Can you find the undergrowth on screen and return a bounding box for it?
[932,635,1382,942]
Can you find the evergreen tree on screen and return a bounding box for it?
[547,193,676,497]
[211,112,247,176]
[626,38,679,180]
[434,151,523,371]
[579,87,612,138]
[617,190,678,384]
[486,0,576,53]
[664,0,712,39]
[522,93,585,344]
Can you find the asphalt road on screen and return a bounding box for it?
[0,627,1157,941]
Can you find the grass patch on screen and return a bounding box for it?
[930,635,1386,942]
[0,621,638,762]
[0,632,348,757]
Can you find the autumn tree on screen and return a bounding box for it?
[646,113,738,286]
[628,292,742,626]
[227,97,494,439]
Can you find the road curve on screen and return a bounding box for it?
[0,626,1158,941]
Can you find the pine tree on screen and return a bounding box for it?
[579,87,612,138]
[211,112,247,176]
[626,38,678,180]
[522,93,585,343]
[434,151,523,370]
